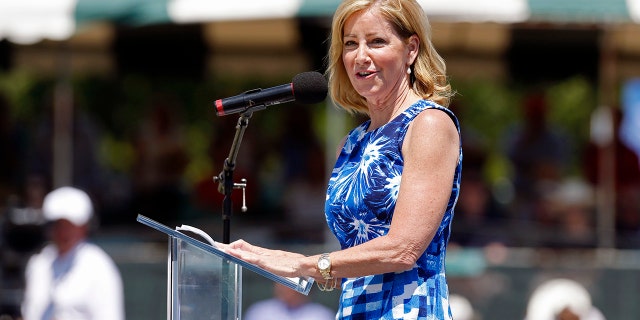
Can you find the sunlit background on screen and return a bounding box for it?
[1,0,640,319]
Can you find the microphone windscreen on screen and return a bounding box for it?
[292,71,328,105]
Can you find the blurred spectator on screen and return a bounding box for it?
[279,143,327,244]
[274,107,325,233]
[524,278,606,320]
[0,180,47,318]
[544,179,597,248]
[615,186,640,248]
[619,78,640,161]
[505,92,570,245]
[21,186,124,320]
[451,138,510,247]
[132,95,189,223]
[583,107,640,248]
[244,283,335,320]
[449,294,477,320]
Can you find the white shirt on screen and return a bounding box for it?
[244,298,335,320]
[22,242,125,320]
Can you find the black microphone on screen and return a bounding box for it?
[214,71,328,116]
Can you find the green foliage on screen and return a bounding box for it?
[100,134,136,173]
[0,70,53,123]
[451,79,521,153]
[451,79,520,183]
[546,76,597,148]
[1,70,599,188]
[546,76,598,175]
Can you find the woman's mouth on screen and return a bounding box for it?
[356,71,376,78]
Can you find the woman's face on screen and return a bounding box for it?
[342,8,417,105]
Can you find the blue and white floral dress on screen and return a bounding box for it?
[325,100,462,320]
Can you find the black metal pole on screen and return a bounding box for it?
[221,159,235,244]
[216,111,252,244]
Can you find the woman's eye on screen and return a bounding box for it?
[344,40,357,47]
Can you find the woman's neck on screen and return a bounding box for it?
[367,88,420,131]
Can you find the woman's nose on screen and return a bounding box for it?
[354,44,369,64]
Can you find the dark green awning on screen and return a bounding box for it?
[2,0,639,44]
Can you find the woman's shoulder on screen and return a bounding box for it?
[410,100,459,131]
[405,101,460,158]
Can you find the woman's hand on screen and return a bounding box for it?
[225,239,307,278]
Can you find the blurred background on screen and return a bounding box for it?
[1,0,639,319]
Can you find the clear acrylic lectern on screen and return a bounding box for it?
[137,214,314,320]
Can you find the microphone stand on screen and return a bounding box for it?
[215,111,251,245]
[214,110,252,320]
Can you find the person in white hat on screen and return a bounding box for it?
[524,278,606,320]
[21,186,125,320]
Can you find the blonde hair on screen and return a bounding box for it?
[326,0,452,114]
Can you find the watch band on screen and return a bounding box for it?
[317,277,337,292]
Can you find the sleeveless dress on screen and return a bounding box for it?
[324,100,463,320]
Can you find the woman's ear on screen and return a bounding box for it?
[407,34,420,65]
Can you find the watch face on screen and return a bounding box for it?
[318,259,330,269]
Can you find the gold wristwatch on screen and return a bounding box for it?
[317,253,332,279]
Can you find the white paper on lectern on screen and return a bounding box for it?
[137,214,315,295]
[176,224,218,247]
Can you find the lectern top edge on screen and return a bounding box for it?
[136,214,314,295]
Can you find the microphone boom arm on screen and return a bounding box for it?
[214,111,253,244]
